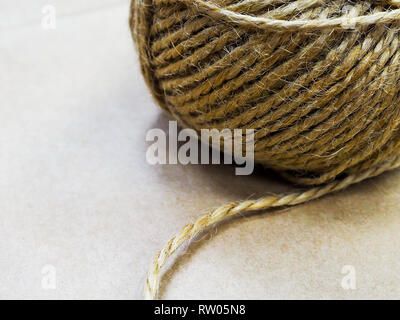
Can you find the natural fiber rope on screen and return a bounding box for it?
[143,155,400,299]
[155,0,400,31]
[129,0,400,299]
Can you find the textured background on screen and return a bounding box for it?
[1,0,400,299]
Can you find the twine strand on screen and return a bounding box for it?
[174,0,400,32]
[144,155,400,299]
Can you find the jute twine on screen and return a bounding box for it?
[130,0,400,299]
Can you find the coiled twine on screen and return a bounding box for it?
[130,0,400,299]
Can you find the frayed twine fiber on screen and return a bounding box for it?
[130,0,400,299]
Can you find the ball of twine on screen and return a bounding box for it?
[130,0,400,299]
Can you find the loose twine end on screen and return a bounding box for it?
[144,156,400,299]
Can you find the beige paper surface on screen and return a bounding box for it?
[1,0,399,299]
